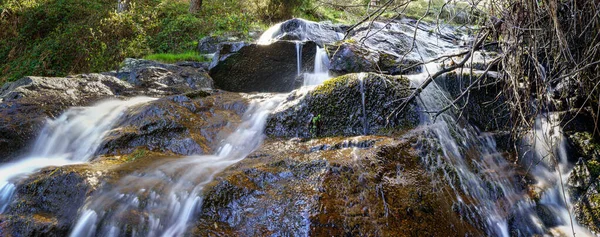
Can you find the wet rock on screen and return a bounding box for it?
[347,18,462,62]
[436,70,510,131]
[0,150,181,236]
[259,18,345,45]
[209,41,317,92]
[0,165,96,237]
[326,42,420,75]
[97,90,249,156]
[110,58,213,96]
[208,41,249,70]
[567,132,600,161]
[0,75,131,162]
[192,136,483,236]
[266,73,419,138]
[197,36,227,54]
[569,158,593,199]
[551,77,585,111]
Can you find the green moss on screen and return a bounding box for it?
[588,160,600,180]
[571,132,600,158]
[312,74,352,96]
[126,149,147,162]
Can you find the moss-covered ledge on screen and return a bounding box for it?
[266,73,419,138]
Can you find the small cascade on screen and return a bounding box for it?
[295,41,302,76]
[410,62,514,236]
[0,97,155,213]
[70,95,285,237]
[411,60,594,236]
[518,115,593,236]
[303,46,330,86]
[358,73,368,135]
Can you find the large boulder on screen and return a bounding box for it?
[97,90,249,156]
[191,136,484,236]
[209,41,318,92]
[257,18,345,45]
[111,58,213,96]
[0,75,131,162]
[266,73,419,138]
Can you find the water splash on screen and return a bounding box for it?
[70,95,285,237]
[0,97,155,213]
[303,46,330,86]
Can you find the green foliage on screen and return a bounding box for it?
[0,0,261,85]
[144,52,210,64]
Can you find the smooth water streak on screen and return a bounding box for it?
[303,46,330,87]
[0,97,155,213]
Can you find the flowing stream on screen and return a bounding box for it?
[0,97,155,213]
[69,96,285,237]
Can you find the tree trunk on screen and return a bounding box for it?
[117,0,130,13]
[189,0,202,13]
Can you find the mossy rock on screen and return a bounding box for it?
[192,136,483,236]
[266,73,419,138]
[569,132,600,161]
[575,178,600,233]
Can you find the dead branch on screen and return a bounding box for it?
[387,30,490,121]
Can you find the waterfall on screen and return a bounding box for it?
[0,97,155,213]
[303,46,330,86]
[295,42,302,76]
[519,115,593,236]
[70,95,284,237]
[412,62,593,236]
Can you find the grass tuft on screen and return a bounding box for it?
[143,52,211,64]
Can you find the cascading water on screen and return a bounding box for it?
[412,61,594,236]
[519,115,593,236]
[0,97,155,213]
[303,46,330,86]
[70,95,284,237]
